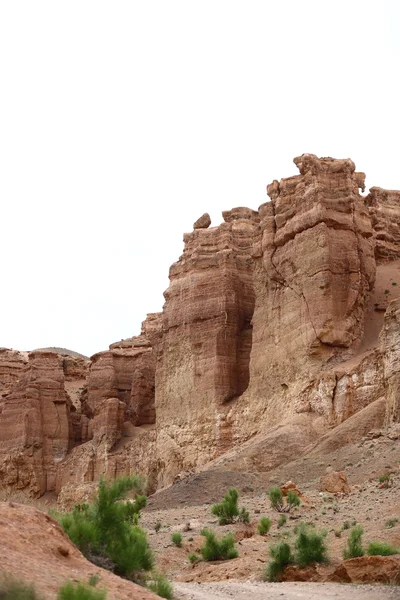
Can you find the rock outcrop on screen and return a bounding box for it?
[0,352,70,495]
[3,153,400,500]
[0,348,27,395]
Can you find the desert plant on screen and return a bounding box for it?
[171,532,182,547]
[342,520,350,530]
[278,514,287,528]
[200,528,238,561]
[238,507,250,523]
[379,473,392,488]
[294,522,328,567]
[269,487,285,512]
[367,541,399,556]
[211,488,240,525]
[287,490,301,509]
[385,517,399,529]
[264,542,293,582]
[0,574,43,600]
[56,475,153,580]
[269,487,300,513]
[147,572,173,600]
[257,517,272,536]
[343,525,364,559]
[188,553,200,564]
[57,581,106,600]
[154,521,162,533]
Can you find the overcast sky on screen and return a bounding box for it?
[1,1,399,357]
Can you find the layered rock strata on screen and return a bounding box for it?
[0,351,70,495]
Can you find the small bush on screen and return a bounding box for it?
[188,553,199,564]
[287,490,301,509]
[379,473,392,488]
[238,507,250,523]
[343,525,364,559]
[0,574,43,600]
[278,514,287,528]
[147,573,173,600]
[367,541,399,556]
[294,523,328,567]
[211,488,239,525]
[200,528,238,561]
[55,475,153,580]
[269,487,285,512]
[264,542,293,582]
[171,532,182,548]
[385,517,399,529]
[342,521,350,530]
[269,487,300,513]
[258,517,272,536]
[155,521,162,533]
[57,581,106,600]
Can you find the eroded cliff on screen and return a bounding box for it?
[2,153,400,500]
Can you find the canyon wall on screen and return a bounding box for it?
[2,153,400,499]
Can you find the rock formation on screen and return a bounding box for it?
[0,351,70,495]
[2,153,400,499]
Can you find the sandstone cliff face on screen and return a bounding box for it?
[0,351,70,495]
[154,155,379,486]
[155,207,260,484]
[366,187,400,261]
[0,348,27,395]
[4,153,400,500]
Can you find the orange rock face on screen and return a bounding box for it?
[0,352,70,495]
[3,153,400,499]
[319,471,350,494]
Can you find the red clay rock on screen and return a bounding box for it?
[0,502,158,600]
[319,471,350,494]
[366,187,400,261]
[0,352,71,495]
[330,555,400,584]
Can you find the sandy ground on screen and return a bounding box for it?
[174,581,400,600]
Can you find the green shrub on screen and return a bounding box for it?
[0,574,43,600]
[264,542,293,582]
[147,572,173,600]
[155,521,162,533]
[55,475,153,580]
[211,488,239,525]
[200,528,238,561]
[294,522,328,567]
[287,490,301,509]
[367,541,399,556]
[342,520,350,530]
[379,473,392,488]
[257,517,272,536]
[269,487,284,512]
[343,525,364,559]
[171,532,182,547]
[269,487,300,513]
[57,581,106,600]
[238,507,250,523]
[278,514,287,528]
[188,553,200,564]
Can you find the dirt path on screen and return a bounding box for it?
[174,581,400,600]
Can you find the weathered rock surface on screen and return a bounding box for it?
[4,153,400,500]
[193,212,211,229]
[0,348,27,395]
[366,187,400,261]
[0,502,158,600]
[319,470,350,494]
[0,352,70,495]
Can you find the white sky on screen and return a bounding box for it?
[1,1,399,357]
